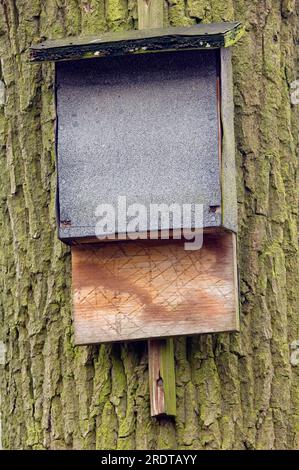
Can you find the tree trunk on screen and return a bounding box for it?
[0,0,298,450]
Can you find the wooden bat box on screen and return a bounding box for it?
[30,23,244,344]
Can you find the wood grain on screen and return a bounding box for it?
[148,339,176,417]
[71,231,239,345]
[137,0,164,30]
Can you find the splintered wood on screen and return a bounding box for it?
[71,231,239,345]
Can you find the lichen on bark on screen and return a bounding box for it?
[0,0,298,450]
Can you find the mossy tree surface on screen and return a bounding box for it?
[0,0,298,450]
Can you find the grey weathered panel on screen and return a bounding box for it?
[57,50,222,241]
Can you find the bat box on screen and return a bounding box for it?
[30,23,244,343]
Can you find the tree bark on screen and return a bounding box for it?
[0,0,298,450]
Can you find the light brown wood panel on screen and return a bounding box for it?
[71,231,239,344]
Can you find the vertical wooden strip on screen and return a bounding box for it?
[232,232,240,330]
[148,339,176,417]
[137,0,164,30]
[138,0,176,417]
[148,339,164,416]
[220,47,238,233]
[160,338,176,416]
[220,47,240,332]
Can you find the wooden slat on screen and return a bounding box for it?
[29,22,245,62]
[220,47,238,233]
[137,0,164,30]
[148,339,176,417]
[71,231,239,344]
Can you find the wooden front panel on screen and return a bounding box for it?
[72,231,239,344]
